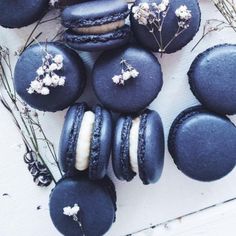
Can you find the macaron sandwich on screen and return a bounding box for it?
[113,109,165,184]
[59,103,113,180]
[61,0,131,51]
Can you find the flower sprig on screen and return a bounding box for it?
[192,0,236,51]
[132,1,192,53]
[112,59,139,85]
[0,46,63,186]
[27,53,66,96]
[63,204,85,236]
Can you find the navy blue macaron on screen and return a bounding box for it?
[168,106,236,182]
[130,0,201,53]
[61,0,131,51]
[188,44,236,115]
[92,45,163,114]
[0,0,49,28]
[14,42,86,112]
[59,103,113,180]
[49,175,116,236]
[112,109,165,184]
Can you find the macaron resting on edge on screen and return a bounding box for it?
[62,0,131,51]
[59,103,113,180]
[113,109,165,184]
[168,106,236,182]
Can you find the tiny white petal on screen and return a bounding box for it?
[40,87,50,95]
[36,67,44,76]
[49,63,58,72]
[53,54,63,64]
[122,71,131,81]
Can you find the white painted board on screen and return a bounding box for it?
[0,1,236,235]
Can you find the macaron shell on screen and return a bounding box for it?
[89,106,113,180]
[49,176,116,236]
[188,44,236,115]
[14,42,86,112]
[64,25,131,52]
[112,116,136,181]
[61,0,129,28]
[130,0,201,53]
[138,110,165,184]
[168,106,236,181]
[92,45,163,113]
[59,103,86,174]
[0,0,49,28]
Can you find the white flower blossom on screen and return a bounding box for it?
[27,87,34,94]
[43,75,52,86]
[175,5,192,21]
[112,60,139,85]
[53,54,63,64]
[58,77,66,86]
[132,3,151,26]
[36,66,44,76]
[30,80,42,92]
[49,0,59,6]
[112,75,122,84]
[122,71,131,81]
[51,74,60,86]
[63,204,80,217]
[40,87,50,95]
[49,63,58,72]
[56,63,63,70]
[130,69,139,78]
[27,53,66,95]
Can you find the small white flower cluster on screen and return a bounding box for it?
[175,5,192,28]
[63,204,80,217]
[49,0,59,6]
[132,3,150,25]
[132,1,192,53]
[112,60,139,85]
[27,54,65,96]
[152,0,169,13]
[132,1,170,26]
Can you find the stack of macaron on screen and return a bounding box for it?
[7,0,236,235]
[61,0,131,51]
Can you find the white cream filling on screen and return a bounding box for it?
[75,111,95,171]
[73,20,125,35]
[129,117,141,174]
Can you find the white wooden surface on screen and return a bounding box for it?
[0,1,236,235]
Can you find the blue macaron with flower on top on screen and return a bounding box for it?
[92,45,163,114]
[14,42,86,112]
[130,0,201,53]
[49,175,117,236]
[0,0,49,28]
